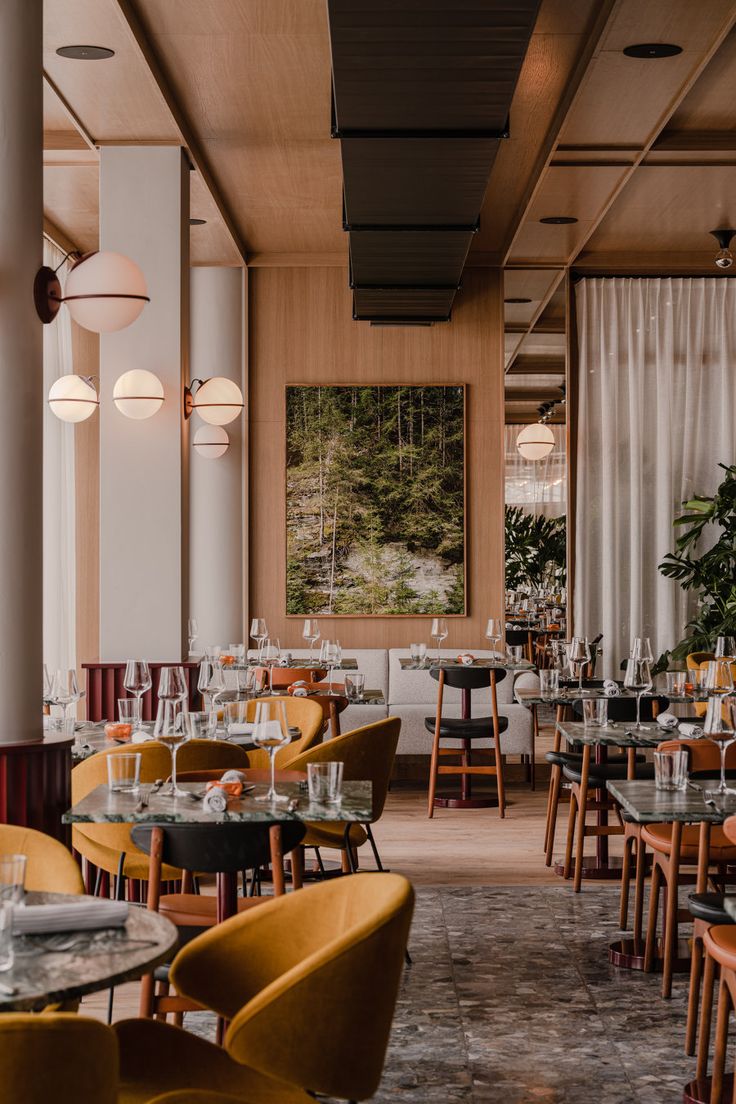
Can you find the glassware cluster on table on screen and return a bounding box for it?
[505,586,566,633]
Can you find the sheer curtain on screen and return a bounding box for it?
[574,277,736,678]
[505,424,566,518]
[43,239,76,672]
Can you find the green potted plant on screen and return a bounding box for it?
[504,506,566,591]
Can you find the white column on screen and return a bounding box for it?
[0,2,43,743]
[99,147,189,661]
[189,267,245,648]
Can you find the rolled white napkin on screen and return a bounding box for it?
[220,769,248,784]
[14,899,128,935]
[458,653,474,666]
[227,723,253,736]
[291,687,308,697]
[202,787,228,813]
[656,712,679,730]
[604,680,620,697]
[680,722,704,738]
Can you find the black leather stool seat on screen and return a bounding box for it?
[545,750,582,769]
[688,892,736,926]
[563,757,651,784]
[424,715,508,739]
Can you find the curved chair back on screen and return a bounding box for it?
[0,826,83,896]
[170,872,414,1102]
[288,716,400,822]
[687,652,716,669]
[572,695,669,722]
[723,816,736,847]
[657,737,736,774]
[0,1014,117,1104]
[241,696,324,769]
[131,821,306,874]
[430,666,507,691]
[253,667,327,690]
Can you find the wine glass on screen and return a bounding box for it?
[252,700,291,804]
[187,618,199,657]
[320,640,341,692]
[623,658,653,729]
[157,666,189,796]
[431,618,448,660]
[197,659,225,712]
[632,636,654,663]
[250,618,268,661]
[51,669,80,730]
[715,636,736,659]
[124,661,152,724]
[485,618,502,661]
[704,659,734,697]
[260,639,281,691]
[302,619,321,663]
[568,637,590,695]
[707,696,736,796]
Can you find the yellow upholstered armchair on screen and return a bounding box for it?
[114,872,414,1104]
[240,696,324,770]
[0,1014,118,1104]
[0,824,83,895]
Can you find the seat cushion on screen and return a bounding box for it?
[704,924,736,972]
[158,893,265,928]
[563,758,650,783]
[642,823,736,862]
[424,715,509,739]
[688,892,736,926]
[301,822,368,850]
[545,750,582,769]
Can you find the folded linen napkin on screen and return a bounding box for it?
[202,787,228,813]
[14,899,128,935]
[656,712,679,730]
[221,770,248,784]
[679,722,704,738]
[457,653,475,666]
[226,722,254,736]
[603,680,620,697]
[132,729,154,744]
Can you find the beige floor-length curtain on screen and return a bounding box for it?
[43,238,76,672]
[505,423,566,518]
[574,277,736,678]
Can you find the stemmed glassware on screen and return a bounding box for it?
[623,657,653,729]
[157,666,189,796]
[187,618,199,657]
[320,640,342,692]
[715,636,736,659]
[260,639,281,691]
[51,669,81,730]
[252,700,291,803]
[124,661,152,726]
[568,637,590,696]
[485,618,503,660]
[302,619,321,663]
[197,658,225,712]
[250,618,268,662]
[705,695,736,796]
[632,636,654,663]
[431,618,448,660]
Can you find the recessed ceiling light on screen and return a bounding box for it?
[504,297,532,304]
[56,45,115,60]
[189,218,207,226]
[623,43,682,59]
[540,216,577,225]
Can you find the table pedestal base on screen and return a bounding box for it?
[434,796,499,810]
[683,1073,732,1104]
[608,936,691,973]
[553,855,624,880]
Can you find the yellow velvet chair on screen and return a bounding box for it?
[114,872,414,1104]
[0,1013,118,1104]
[72,740,250,884]
[0,824,83,895]
[287,716,401,870]
[240,696,324,771]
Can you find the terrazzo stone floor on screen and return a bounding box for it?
[188,884,706,1103]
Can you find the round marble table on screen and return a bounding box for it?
[0,891,177,1012]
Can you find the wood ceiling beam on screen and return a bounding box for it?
[505,412,565,424]
[43,216,80,257]
[508,355,566,374]
[653,129,736,151]
[42,72,95,150]
[505,387,564,402]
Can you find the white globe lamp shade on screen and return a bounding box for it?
[516,423,555,461]
[48,375,99,423]
[191,377,244,426]
[193,424,229,460]
[63,251,149,333]
[113,369,164,420]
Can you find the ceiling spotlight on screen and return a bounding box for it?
[189,218,207,226]
[184,377,244,426]
[193,424,229,459]
[622,43,682,59]
[48,375,99,423]
[34,250,150,333]
[516,423,555,461]
[504,297,532,304]
[710,229,736,269]
[113,369,164,420]
[540,216,578,225]
[56,45,115,60]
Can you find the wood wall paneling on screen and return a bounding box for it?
[72,322,100,712]
[248,266,505,649]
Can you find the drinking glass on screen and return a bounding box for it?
[653,750,688,792]
[261,639,281,691]
[307,762,344,806]
[51,669,80,728]
[320,640,341,692]
[665,671,687,696]
[250,618,268,660]
[485,618,503,659]
[623,658,653,729]
[583,698,608,727]
[344,674,365,702]
[704,658,735,697]
[43,663,52,703]
[235,666,257,698]
[252,700,291,803]
[157,666,189,795]
[568,637,591,695]
[184,710,217,740]
[715,636,736,659]
[187,618,199,656]
[632,636,654,663]
[224,700,250,739]
[117,698,142,735]
[302,619,321,663]
[123,661,152,724]
[430,618,448,660]
[410,642,427,668]
[507,644,523,664]
[0,904,14,972]
[107,753,141,793]
[197,658,225,712]
[0,855,26,905]
[551,639,570,675]
[539,669,559,703]
[707,696,736,795]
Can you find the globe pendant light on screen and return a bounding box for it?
[193,424,229,459]
[184,377,244,426]
[113,369,164,419]
[48,375,99,422]
[516,422,555,461]
[34,250,149,333]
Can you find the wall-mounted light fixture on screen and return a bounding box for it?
[34,250,150,333]
[710,229,736,270]
[184,377,244,425]
[113,369,164,419]
[193,424,230,459]
[48,375,99,422]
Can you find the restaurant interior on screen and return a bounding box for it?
[5,0,736,1101]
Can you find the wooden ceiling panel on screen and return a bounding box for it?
[43,163,99,252]
[667,28,736,133]
[190,172,242,266]
[137,0,323,38]
[503,267,561,328]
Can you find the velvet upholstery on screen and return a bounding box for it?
[0,824,83,895]
[0,1014,118,1104]
[239,696,324,770]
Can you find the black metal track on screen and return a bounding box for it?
[327,0,541,323]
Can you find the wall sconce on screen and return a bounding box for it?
[184,377,244,425]
[34,250,150,333]
[48,374,99,422]
[113,369,164,419]
[193,424,229,459]
[516,422,555,461]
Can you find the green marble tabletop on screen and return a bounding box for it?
[606,779,732,823]
[399,657,535,672]
[231,658,359,671]
[63,780,373,825]
[516,687,696,707]
[557,720,668,748]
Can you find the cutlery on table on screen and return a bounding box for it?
[135,778,163,812]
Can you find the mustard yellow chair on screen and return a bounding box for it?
[0,824,83,895]
[687,652,715,718]
[72,740,250,884]
[240,696,324,770]
[0,1013,118,1104]
[114,872,414,1104]
[287,716,401,871]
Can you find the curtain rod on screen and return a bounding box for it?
[571,270,736,283]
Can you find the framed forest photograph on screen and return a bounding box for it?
[286,384,466,616]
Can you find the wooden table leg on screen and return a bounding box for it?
[269,825,286,896]
[290,846,304,890]
[216,872,238,923]
[696,819,711,894]
[662,820,683,999]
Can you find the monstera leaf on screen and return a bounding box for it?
[505,507,566,590]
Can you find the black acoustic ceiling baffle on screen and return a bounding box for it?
[327,0,541,324]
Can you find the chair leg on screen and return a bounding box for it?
[563,788,577,880]
[644,862,662,974]
[633,836,647,947]
[545,766,562,866]
[366,825,385,872]
[495,741,506,820]
[619,834,633,930]
[427,736,440,819]
[662,838,681,999]
[697,950,716,1080]
[711,974,731,1104]
[686,933,704,1056]
[573,748,590,893]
